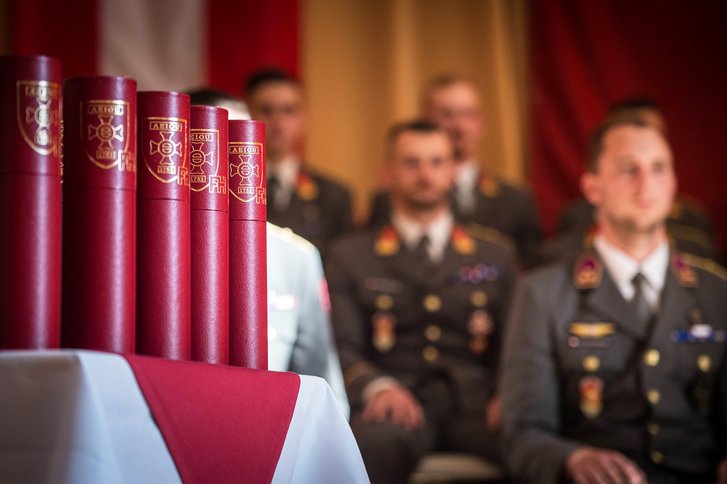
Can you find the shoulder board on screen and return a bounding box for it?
[573,251,602,289]
[466,223,514,252]
[678,253,727,283]
[374,225,400,256]
[267,223,318,255]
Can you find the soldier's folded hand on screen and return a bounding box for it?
[362,386,424,431]
[566,447,646,484]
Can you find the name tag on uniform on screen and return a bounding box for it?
[568,322,615,348]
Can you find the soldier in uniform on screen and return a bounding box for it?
[244,68,354,255]
[547,98,719,265]
[501,116,727,483]
[328,120,516,482]
[367,75,542,268]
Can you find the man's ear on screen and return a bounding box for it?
[581,172,600,206]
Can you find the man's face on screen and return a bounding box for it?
[425,81,484,161]
[390,130,455,212]
[582,125,676,236]
[247,81,305,159]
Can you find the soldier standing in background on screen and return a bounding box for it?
[368,75,542,268]
[244,68,354,256]
[328,120,515,482]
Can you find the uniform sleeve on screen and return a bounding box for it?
[500,273,582,482]
[288,247,350,418]
[325,242,388,408]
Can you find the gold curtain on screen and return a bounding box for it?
[302,0,530,223]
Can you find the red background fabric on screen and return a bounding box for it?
[530,0,727,252]
[125,355,300,483]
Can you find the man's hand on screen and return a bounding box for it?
[717,456,727,484]
[566,447,646,484]
[362,386,424,431]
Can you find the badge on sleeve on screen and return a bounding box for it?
[579,376,603,419]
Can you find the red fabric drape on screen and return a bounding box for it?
[530,0,727,252]
[9,0,98,78]
[207,0,299,95]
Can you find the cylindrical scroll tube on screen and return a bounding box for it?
[137,91,191,360]
[61,76,137,353]
[190,105,229,364]
[0,55,62,349]
[228,120,267,369]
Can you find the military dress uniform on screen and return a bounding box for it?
[366,172,542,268]
[326,221,516,482]
[267,165,354,256]
[266,223,349,418]
[501,241,727,482]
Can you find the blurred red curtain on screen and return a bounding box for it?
[530,0,727,252]
[8,0,299,94]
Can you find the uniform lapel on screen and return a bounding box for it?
[582,270,648,340]
[650,261,694,342]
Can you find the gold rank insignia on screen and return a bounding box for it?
[671,253,697,287]
[374,226,400,256]
[478,172,500,197]
[372,312,396,352]
[573,254,602,289]
[579,376,603,419]
[296,171,318,201]
[452,226,476,255]
[569,322,615,339]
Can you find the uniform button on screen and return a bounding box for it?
[647,422,660,435]
[644,349,660,367]
[422,345,439,362]
[697,354,711,372]
[470,290,488,308]
[582,355,600,372]
[650,451,664,464]
[423,294,442,313]
[647,389,661,405]
[375,294,394,311]
[425,325,442,342]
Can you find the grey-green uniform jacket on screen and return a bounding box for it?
[501,248,727,482]
[327,224,516,416]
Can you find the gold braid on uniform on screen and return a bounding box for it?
[680,253,727,282]
[466,223,515,253]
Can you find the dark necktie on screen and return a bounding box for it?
[267,176,280,211]
[414,234,432,264]
[630,273,653,326]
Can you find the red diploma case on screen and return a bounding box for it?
[0,55,62,349]
[190,105,229,364]
[136,91,191,360]
[228,120,267,369]
[61,76,137,353]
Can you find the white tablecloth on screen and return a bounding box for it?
[0,350,369,483]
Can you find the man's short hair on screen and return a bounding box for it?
[385,119,449,159]
[243,68,299,99]
[587,116,653,172]
[421,74,478,110]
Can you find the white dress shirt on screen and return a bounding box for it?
[391,210,454,263]
[593,235,669,313]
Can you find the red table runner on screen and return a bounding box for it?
[124,355,300,483]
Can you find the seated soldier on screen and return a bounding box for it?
[328,120,516,482]
[501,115,727,483]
